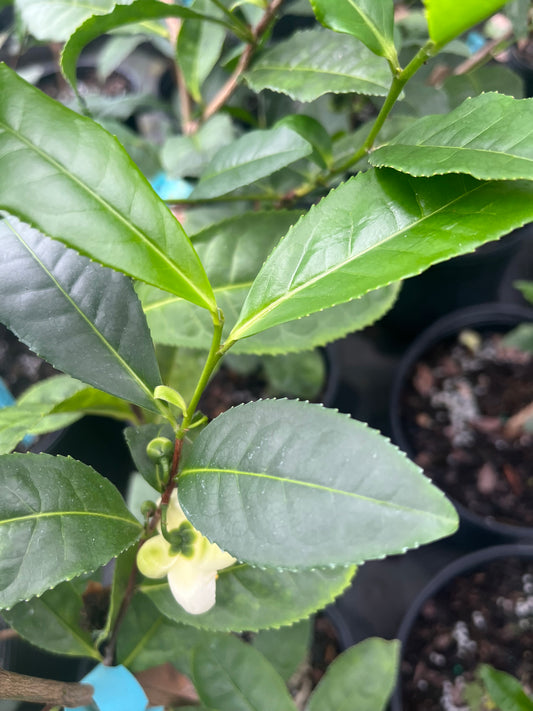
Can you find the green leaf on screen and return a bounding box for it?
[423,0,509,48]
[516,280,533,305]
[262,350,324,400]
[0,64,215,313]
[370,94,533,180]
[480,665,533,711]
[252,619,311,681]
[192,635,295,711]
[0,217,162,412]
[309,0,398,66]
[502,323,533,353]
[60,0,232,92]
[443,65,524,109]
[177,0,226,103]
[51,388,135,421]
[139,211,400,354]
[245,28,391,102]
[0,376,86,454]
[229,171,533,341]
[276,115,332,170]
[161,114,235,179]
[190,126,312,199]
[3,579,101,659]
[179,399,458,569]
[117,592,225,676]
[16,0,123,41]
[0,453,142,610]
[142,563,355,632]
[307,638,399,711]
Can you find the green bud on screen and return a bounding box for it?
[141,500,157,518]
[146,436,174,462]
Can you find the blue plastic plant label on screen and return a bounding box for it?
[65,664,163,711]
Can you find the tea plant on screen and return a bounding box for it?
[0,0,533,708]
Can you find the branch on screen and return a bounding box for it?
[194,0,284,128]
[0,669,93,708]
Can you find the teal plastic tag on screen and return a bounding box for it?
[65,663,164,711]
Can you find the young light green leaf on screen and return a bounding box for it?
[308,638,399,711]
[116,592,223,676]
[0,64,215,312]
[60,0,232,91]
[51,388,135,421]
[16,0,121,42]
[192,635,296,711]
[177,0,226,103]
[245,28,391,102]
[139,211,399,354]
[480,665,533,711]
[142,564,355,632]
[309,0,398,66]
[154,385,187,415]
[0,453,142,610]
[179,400,458,569]
[423,0,509,48]
[190,126,312,199]
[229,171,533,341]
[3,579,101,660]
[252,620,311,681]
[0,376,87,454]
[0,217,162,412]
[370,94,533,180]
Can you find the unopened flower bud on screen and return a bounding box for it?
[146,436,173,462]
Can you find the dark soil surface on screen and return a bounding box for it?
[38,65,132,102]
[198,366,271,419]
[400,331,533,527]
[0,324,57,398]
[400,556,533,710]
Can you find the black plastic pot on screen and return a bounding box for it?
[390,302,533,542]
[382,231,525,337]
[508,40,533,98]
[391,543,533,711]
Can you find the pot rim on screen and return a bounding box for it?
[391,542,533,711]
[390,302,533,540]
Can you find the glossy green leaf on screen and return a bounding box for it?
[60,0,231,91]
[142,563,355,632]
[0,217,161,412]
[51,388,135,421]
[308,638,399,711]
[177,0,226,103]
[229,171,533,341]
[191,126,312,199]
[245,28,391,102]
[179,399,458,568]
[370,94,533,180]
[423,0,509,47]
[0,376,86,454]
[0,453,142,610]
[252,619,311,681]
[161,115,235,179]
[310,0,397,65]
[117,593,226,676]
[0,64,215,312]
[3,579,101,659]
[139,211,400,353]
[192,635,295,711]
[16,0,123,41]
[480,665,533,711]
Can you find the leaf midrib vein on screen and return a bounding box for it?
[0,117,207,306]
[181,467,451,520]
[0,511,141,526]
[5,219,154,403]
[231,180,486,339]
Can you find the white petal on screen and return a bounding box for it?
[167,559,217,615]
